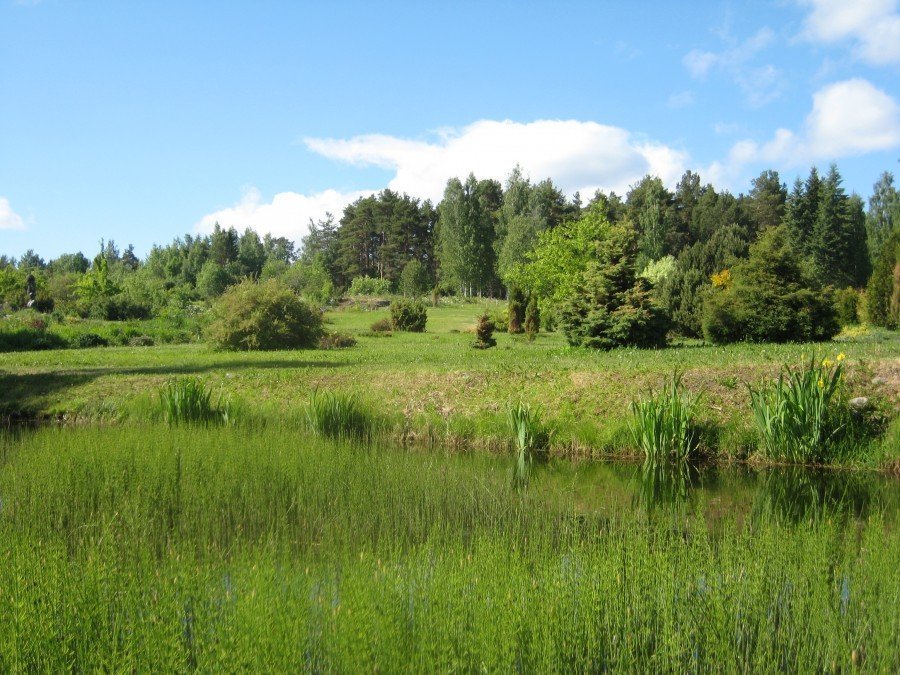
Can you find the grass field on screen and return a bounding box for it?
[2,301,899,466]
[1,425,898,671]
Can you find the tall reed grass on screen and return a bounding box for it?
[629,373,701,462]
[507,402,551,489]
[0,425,896,671]
[305,390,377,440]
[159,377,234,426]
[748,355,848,464]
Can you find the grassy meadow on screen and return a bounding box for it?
[2,301,898,466]
[1,424,898,671]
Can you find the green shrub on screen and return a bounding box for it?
[390,299,427,332]
[473,313,496,349]
[318,332,357,349]
[305,390,375,440]
[205,279,323,351]
[369,317,393,333]
[127,335,155,347]
[507,287,525,334]
[703,227,839,343]
[524,295,540,341]
[487,306,508,333]
[348,276,392,296]
[159,378,233,426]
[748,355,849,464]
[866,229,899,328]
[560,223,670,350]
[833,287,861,327]
[69,333,109,349]
[629,373,701,463]
[0,311,68,352]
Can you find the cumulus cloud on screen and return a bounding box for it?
[800,0,900,66]
[707,78,900,185]
[196,119,688,242]
[683,27,785,106]
[305,119,687,202]
[0,197,26,231]
[196,186,374,238]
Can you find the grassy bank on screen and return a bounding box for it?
[1,302,898,466]
[1,425,898,671]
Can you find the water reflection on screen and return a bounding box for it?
[535,457,896,526]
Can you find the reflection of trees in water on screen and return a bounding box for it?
[751,468,883,525]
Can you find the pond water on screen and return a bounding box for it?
[522,457,899,525]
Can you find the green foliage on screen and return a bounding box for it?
[205,279,323,351]
[507,402,551,489]
[473,313,496,349]
[703,226,838,344]
[509,203,610,309]
[524,294,540,341]
[748,356,849,464]
[159,377,233,426]
[389,298,427,332]
[629,373,701,462]
[369,317,393,333]
[639,255,676,286]
[305,390,375,440]
[318,331,357,349]
[560,221,670,349]
[507,286,525,333]
[866,229,899,328]
[195,260,234,299]
[69,333,109,349]
[438,175,499,297]
[0,311,68,352]
[399,259,430,297]
[348,275,392,296]
[283,255,334,305]
[833,286,861,327]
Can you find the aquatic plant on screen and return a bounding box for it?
[159,377,233,426]
[507,402,551,489]
[305,390,375,440]
[748,354,846,464]
[629,373,701,462]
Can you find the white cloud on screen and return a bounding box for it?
[683,27,785,106]
[196,119,688,242]
[0,197,26,231]
[196,186,374,239]
[800,0,900,66]
[708,78,900,185]
[305,119,688,202]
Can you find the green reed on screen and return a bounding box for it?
[0,425,897,672]
[629,373,701,462]
[159,377,234,426]
[305,390,377,441]
[507,402,551,489]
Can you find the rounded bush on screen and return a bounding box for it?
[70,333,109,349]
[205,279,323,351]
[390,299,427,332]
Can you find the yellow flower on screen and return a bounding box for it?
[837,353,845,361]
[822,358,832,368]
[818,379,824,388]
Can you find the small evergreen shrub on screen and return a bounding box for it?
[390,299,427,332]
[348,276,392,296]
[524,295,540,341]
[488,307,509,333]
[205,279,323,351]
[833,287,861,327]
[70,333,109,349]
[507,287,525,334]
[369,317,393,333]
[473,313,496,349]
[318,332,357,349]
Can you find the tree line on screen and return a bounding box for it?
[2,163,898,340]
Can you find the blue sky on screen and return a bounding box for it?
[1,0,899,258]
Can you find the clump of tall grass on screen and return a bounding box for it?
[507,402,551,489]
[159,377,234,426]
[305,390,377,441]
[748,354,849,464]
[629,373,701,463]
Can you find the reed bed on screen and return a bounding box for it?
[0,425,897,672]
[629,373,702,462]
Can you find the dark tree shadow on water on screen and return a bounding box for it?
[0,358,345,419]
